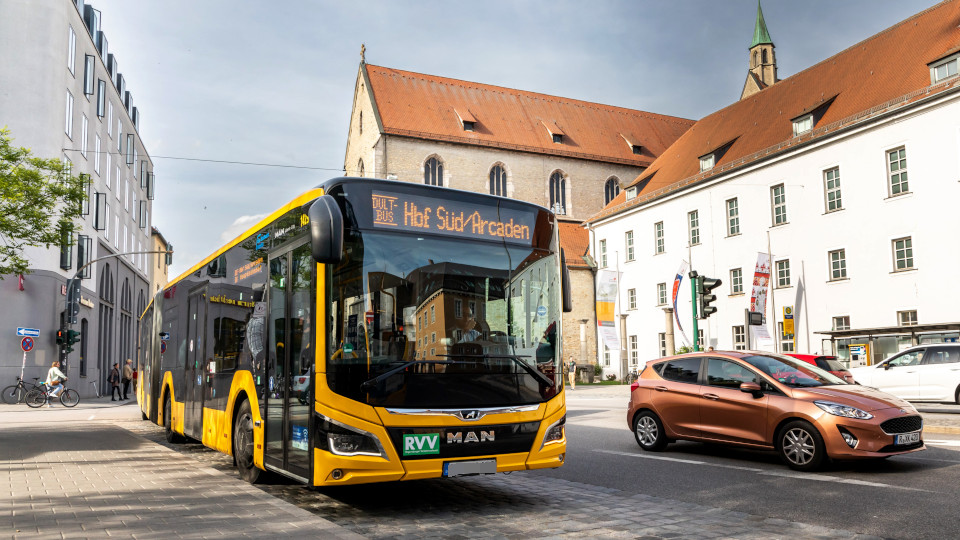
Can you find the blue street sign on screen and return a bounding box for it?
[16,327,40,337]
[21,337,34,352]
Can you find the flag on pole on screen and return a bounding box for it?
[672,261,691,347]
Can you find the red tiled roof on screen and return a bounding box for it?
[558,220,592,268]
[364,64,695,166]
[589,0,960,222]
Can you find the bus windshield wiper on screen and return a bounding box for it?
[360,360,454,391]
[438,353,555,388]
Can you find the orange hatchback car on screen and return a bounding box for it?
[627,351,925,471]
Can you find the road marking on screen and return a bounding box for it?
[87,415,96,420]
[924,439,960,447]
[594,449,931,492]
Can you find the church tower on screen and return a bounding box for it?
[741,1,778,100]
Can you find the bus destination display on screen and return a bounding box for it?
[371,190,535,244]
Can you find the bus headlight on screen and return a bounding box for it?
[540,415,566,449]
[315,414,386,458]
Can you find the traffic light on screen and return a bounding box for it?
[697,276,722,319]
[67,329,81,345]
[56,329,65,345]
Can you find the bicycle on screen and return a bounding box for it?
[2,376,44,404]
[25,380,79,408]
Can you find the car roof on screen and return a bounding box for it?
[645,350,770,365]
[786,353,837,361]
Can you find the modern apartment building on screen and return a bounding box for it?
[0,0,156,396]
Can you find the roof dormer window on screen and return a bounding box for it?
[792,114,813,136]
[543,120,565,144]
[699,154,715,172]
[552,133,563,144]
[632,145,643,155]
[932,55,959,83]
[626,187,637,200]
[454,108,477,132]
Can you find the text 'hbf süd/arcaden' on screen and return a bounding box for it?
[372,193,530,241]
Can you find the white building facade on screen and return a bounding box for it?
[0,0,156,395]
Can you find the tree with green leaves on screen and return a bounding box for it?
[0,127,87,278]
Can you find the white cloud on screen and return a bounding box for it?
[220,214,268,244]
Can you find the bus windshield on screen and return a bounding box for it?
[327,228,562,408]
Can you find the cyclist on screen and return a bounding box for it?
[46,361,67,407]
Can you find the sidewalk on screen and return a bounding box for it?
[2,406,364,539]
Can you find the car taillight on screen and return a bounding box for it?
[630,381,639,392]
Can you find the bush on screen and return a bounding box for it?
[594,363,603,376]
[606,374,617,381]
[676,345,694,354]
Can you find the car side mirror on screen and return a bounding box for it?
[883,363,892,370]
[739,381,763,397]
[307,195,344,264]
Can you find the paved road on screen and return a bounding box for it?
[543,384,960,540]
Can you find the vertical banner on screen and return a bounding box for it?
[749,252,773,350]
[672,261,691,347]
[595,269,621,350]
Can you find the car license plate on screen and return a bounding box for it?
[896,431,920,445]
[443,459,496,477]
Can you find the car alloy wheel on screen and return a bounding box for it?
[633,411,668,451]
[778,420,825,471]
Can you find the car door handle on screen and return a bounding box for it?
[702,393,719,400]
[654,386,667,392]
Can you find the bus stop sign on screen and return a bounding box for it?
[21,337,34,352]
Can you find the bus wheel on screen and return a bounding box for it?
[234,400,262,483]
[163,394,184,444]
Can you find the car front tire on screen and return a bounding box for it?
[633,410,668,451]
[778,420,826,471]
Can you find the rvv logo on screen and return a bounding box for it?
[402,433,440,456]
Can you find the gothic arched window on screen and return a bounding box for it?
[604,178,621,205]
[549,171,566,215]
[424,157,443,186]
[489,165,507,196]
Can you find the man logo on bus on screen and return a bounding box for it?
[402,433,440,456]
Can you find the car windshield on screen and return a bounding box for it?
[742,354,847,388]
[815,357,846,372]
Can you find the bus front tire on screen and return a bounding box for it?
[234,400,262,484]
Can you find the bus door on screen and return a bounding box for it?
[264,241,314,480]
[184,287,208,439]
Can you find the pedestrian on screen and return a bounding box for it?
[567,356,577,390]
[109,362,121,401]
[122,359,133,400]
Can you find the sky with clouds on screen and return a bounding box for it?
[87,0,937,277]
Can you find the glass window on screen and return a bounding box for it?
[629,335,638,364]
[84,55,95,95]
[688,210,700,246]
[654,222,664,254]
[792,114,813,136]
[829,249,847,280]
[733,326,746,350]
[599,239,607,268]
[741,354,845,387]
[699,154,714,172]
[697,329,704,351]
[832,316,850,330]
[885,349,923,367]
[771,184,787,225]
[80,115,88,158]
[893,237,914,271]
[933,58,958,83]
[490,165,507,196]
[779,321,795,352]
[661,358,701,384]
[97,80,106,117]
[94,136,101,175]
[730,268,743,295]
[658,333,667,357]
[898,310,918,326]
[107,101,113,137]
[67,26,76,75]
[627,288,637,310]
[65,91,74,138]
[604,178,620,205]
[923,348,960,365]
[454,299,462,318]
[776,259,791,287]
[657,283,667,306]
[887,147,908,196]
[706,359,758,388]
[726,198,740,235]
[625,231,634,261]
[549,171,566,215]
[824,167,842,212]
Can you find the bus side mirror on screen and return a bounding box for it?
[560,248,573,313]
[307,195,344,264]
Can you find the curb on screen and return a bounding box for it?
[924,425,960,435]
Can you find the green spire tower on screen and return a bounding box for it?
[751,0,774,48]
[741,0,778,99]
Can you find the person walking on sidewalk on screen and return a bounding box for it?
[109,363,122,401]
[121,359,133,400]
[567,356,577,390]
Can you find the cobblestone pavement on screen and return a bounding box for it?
[123,419,884,540]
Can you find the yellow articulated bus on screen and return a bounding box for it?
[138,177,571,485]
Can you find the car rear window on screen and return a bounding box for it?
[660,358,701,384]
[814,357,845,372]
[924,348,960,365]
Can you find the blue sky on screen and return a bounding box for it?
[88,0,937,276]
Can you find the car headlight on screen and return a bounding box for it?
[541,415,566,449]
[814,400,873,420]
[315,413,386,458]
